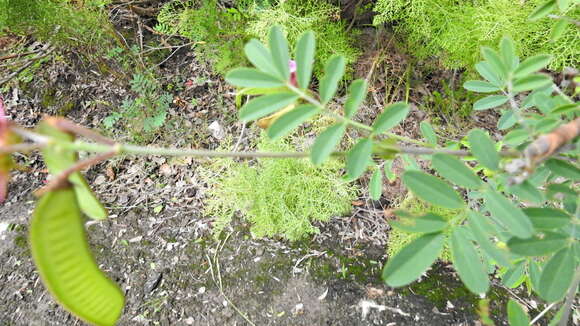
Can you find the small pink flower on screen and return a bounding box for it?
[289,60,298,87]
[289,60,297,73]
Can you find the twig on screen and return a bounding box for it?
[0,45,54,87]
[558,267,580,326]
[0,49,44,61]
[35,151,117,196]
[530,302,556,325]
[0,143,43,154]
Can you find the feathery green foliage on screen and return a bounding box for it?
[202,136,357,241]
[373,0,579,70]
[0,0,113,48]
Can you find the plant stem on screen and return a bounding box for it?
[286,83,431,146]
[558,267,580,326]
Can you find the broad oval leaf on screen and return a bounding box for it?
[390,213,448,233]
[498,110,518,130]
[239,93,298,121]
[30,189,124,326]
[369,168,382,200]
[514,55,553,78]
[507,180,545,204]
[475,61,503,87]
[474,95,509,111]
[507,231,569,256]
[310,123,346,165]
[545,158,580,181]
[502,261,526,288]
[529,0,556,20]
[484,190,534,239]
[481,47,507,79]
[538,247,575,302]
[463,80,501,93]
[295,31,315,89]
[244,39,277,76]
[500,37,517,72]
[38,121,107,220]
[419,121,437,145]
[344,79,368,118]
[267,104,319,140]
[507,300,530,326]
[225,68,284,88]
[467,211,512,267]
[512,75,552,93]
[467,129,500,171]
[503,129,529,146]
[402,171,464,209]
[432,154,482,189]
[268,26,290,80]
[372,102,410,134]
[319,55,346,104]
[382,232,445,287]
[451,227,490,294]
[550,19,569,41]
[523,207,571,230]
[346,138,373,179]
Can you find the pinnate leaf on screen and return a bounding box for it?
[319,56,346,104]
[344,79,368,118]
[432,154,482,189]
[225,68,284,88]
[484,190,534,239]
[474,95,509,111]
[451,227,490,294]
[268,26,290,80]
[267,104,319,140]
[467,129,500,171]
[346,138,373,179]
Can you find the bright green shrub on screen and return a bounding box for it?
[0,0,112,48]
[201,136,358,241]
[373,0,579,70]
[245,0,360,78]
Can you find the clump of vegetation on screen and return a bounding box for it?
[201,136,358,241]
[155,0,360,78]
[245,0,360,78]
[103,73,171,142]
[386,195,461,262]
[155,0,251,75]
[0,0,114,49]
[373,0,579,70]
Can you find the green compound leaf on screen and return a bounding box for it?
[372,102,410,134]
[507,300,530,326]
[507,231,569,256]
[474,95,509,111]
[346,138,373,179]
[467,129,500,171]
[30,189,124,326]
[295,31,316,89]
[523,207,571,230]
[484,190,534,239]
[344,79,368,118]
[513,55,553,78]
[310,123,346,165]
[481,47,507,79]
[545,158,580,181]
[390,213,448,233]
[463,80,501,93]
[382,232,445,287]
[267,104,319,140]
[512,75,552,93]
[225,68,284,88]
[369,168,382,201]
[239,93,298,121]
[244,39,277,76]
[529,0,556,20]
[402,171,464,209]
[475,61,503,87]
[319,55,346,104]
[37,121,107,220]
[538,247,575,302]
[467,211,512,267]
[432,154,483,189]
[419,121,437,145]
[268,26,290,80]
[451,227,490,295]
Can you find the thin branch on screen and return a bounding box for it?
[0,143,43,154]
[547,14,580,27]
